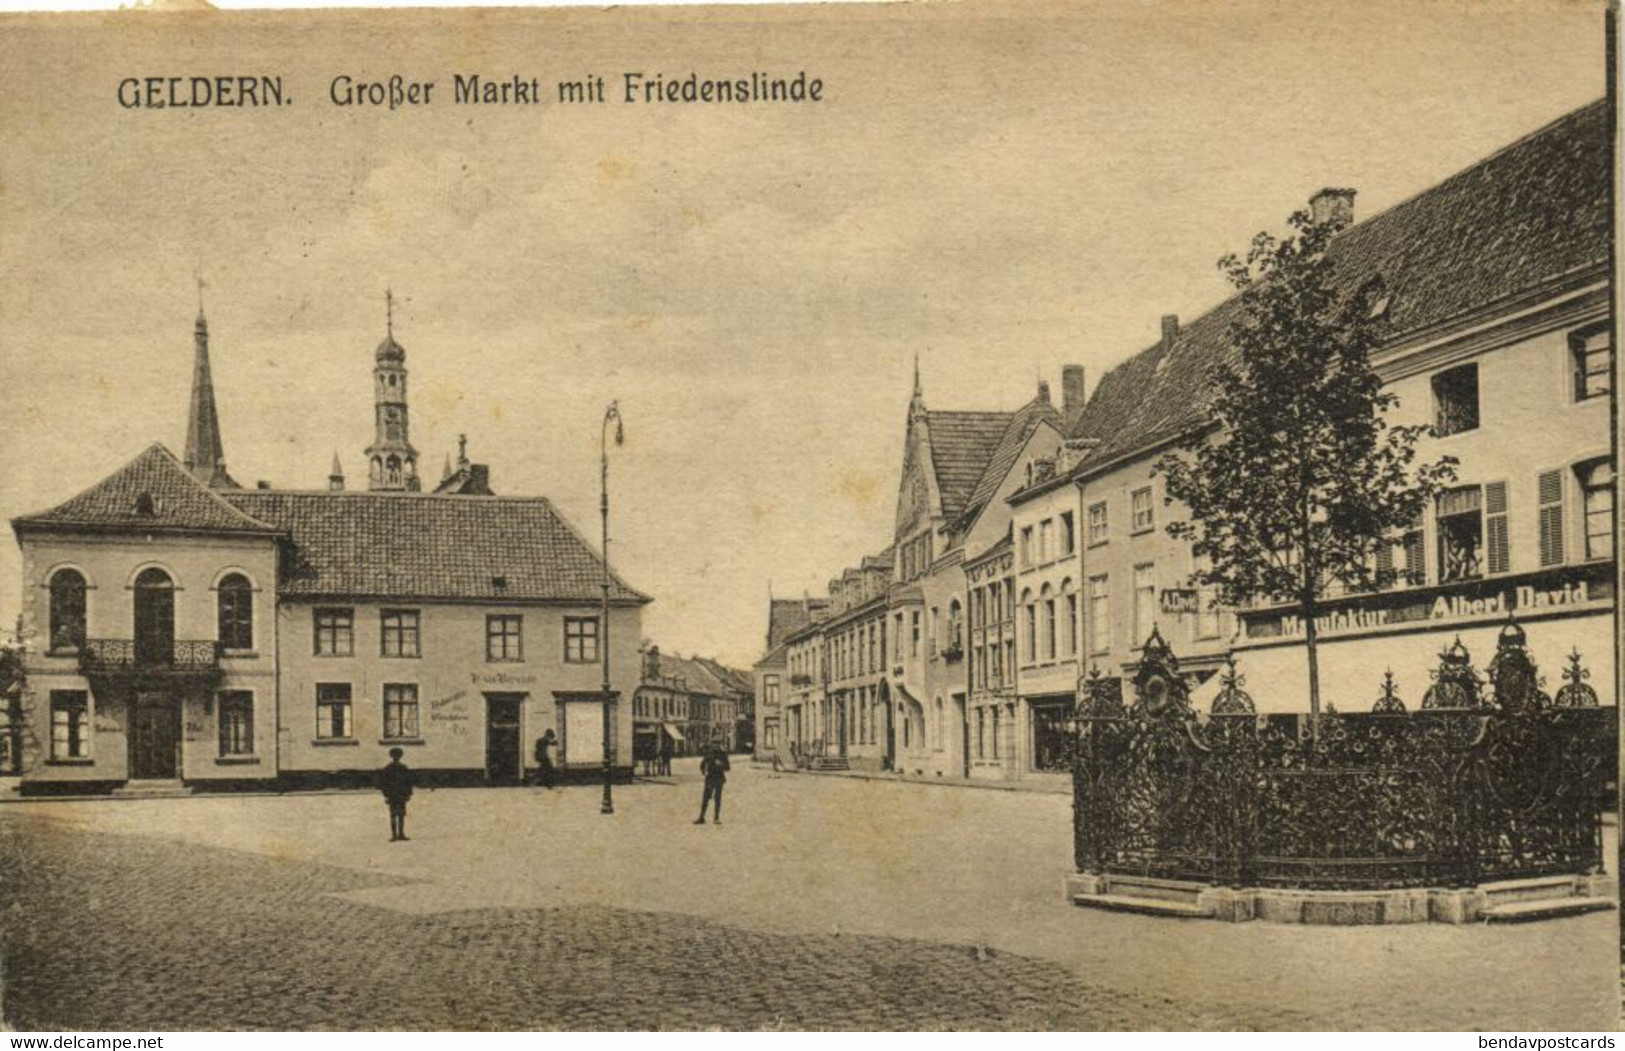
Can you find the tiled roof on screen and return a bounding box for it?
[953,395,1064,535]
[766,598,828,650]
[693,656,753,694]
[12,444,278,536]
[1070,98,1611,469]
[224,490,648,603]
[926,410,1014,520]
[649,653,734,697]
[965,530,1013,567]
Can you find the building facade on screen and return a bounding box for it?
[1014,100,1615,718]
[8,308,648,793]
[751,596,826,763]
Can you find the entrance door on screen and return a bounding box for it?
[133,568,175,666]
[838,697,848,758]
[130,692,178,779]
[484,694,523,785]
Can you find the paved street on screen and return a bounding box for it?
[1,762,1617,1030]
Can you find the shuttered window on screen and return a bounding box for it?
[1485,481,1510,575]
[1538,470,1565,567]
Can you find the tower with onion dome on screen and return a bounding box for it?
[365,289,420,491]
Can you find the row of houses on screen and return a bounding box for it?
[631,645,752,761]
[753,99,1616,784]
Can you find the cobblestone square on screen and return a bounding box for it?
[1,764,1616,1030]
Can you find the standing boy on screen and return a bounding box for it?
[378,746,416,841]
[693,742,730,825]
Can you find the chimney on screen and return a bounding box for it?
[1309,187,1356,229]
[1061,365,1086,419]
[1161,314,1180,352]
[1037,379,1051,404]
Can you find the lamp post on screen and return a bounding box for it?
[600,401,624,815]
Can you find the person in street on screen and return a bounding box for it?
[534,728,558,789]
[658,732,674,777]
[693,742,730,825]
[378,746,415,842]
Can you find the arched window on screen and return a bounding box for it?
[1020,589,1036,663]
[218,573,254,651]
[133,567,175,665]
[1061,579,1078,658]
[1041,583,1057,661]
[934,697,943,748]
[48,569,87,652]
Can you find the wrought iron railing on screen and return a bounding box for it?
[79,638,222,676]
[1071,624,1612,891]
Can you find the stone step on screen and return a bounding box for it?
[114,780,191,798]
[1479,897,1615,924]
[1099,876,1207,905]
[1479,875,1587,905]
[1071,892,1215,919]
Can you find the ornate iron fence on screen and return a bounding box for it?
[1071,621,1612,891]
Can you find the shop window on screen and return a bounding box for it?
[313,607,354,656]
[380,609,421,658]
[217,574,254,651]
[1131,487,1154,533]
[218,691,254,756]
[50,690,89,760]
[1570,324,1612,402]
[1578,458,1614,561]
[1031,701,1071,772]
[564,616,598,663]
[0,702,18,775]
[1436,486,1484,583]
[48,568,87,653]
[1431,364,1480,437]
[316,683,352,739]
[487,614,524,662]
[383,683,420,740]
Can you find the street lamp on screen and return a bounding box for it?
[600,401,624,815]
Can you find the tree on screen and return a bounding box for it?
[1156,197,1456,728]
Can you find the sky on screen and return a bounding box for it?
[0,0,1609,667]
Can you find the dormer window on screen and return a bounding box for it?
[134,493,157,516]
[492,575,508,591]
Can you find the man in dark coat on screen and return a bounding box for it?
[693,742,730,825]
[378,746,415,841]
[534,728,558,789]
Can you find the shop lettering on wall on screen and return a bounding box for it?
[1269,578,1594,639]
[472,671,537,686]
[430,689,470,735]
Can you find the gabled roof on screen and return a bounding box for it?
[647,652,734,697]
[925,410,1014,520]
[953,395,1064,534]
[1069,98,1612,470]
[693,656,752,694]
[224,490,649,604]
[766,597,828,650]
[12,444,278,537]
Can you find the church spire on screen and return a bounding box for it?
[328,452,345,491]
[183,281,236,489]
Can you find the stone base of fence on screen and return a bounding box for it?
[1063,871,1617,925]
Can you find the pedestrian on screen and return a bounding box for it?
[534,728,558,789]
[658,732,674,777]
[378,746,415,842]
[693,742,730,825]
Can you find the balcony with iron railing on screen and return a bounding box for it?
[79,638,222,678]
